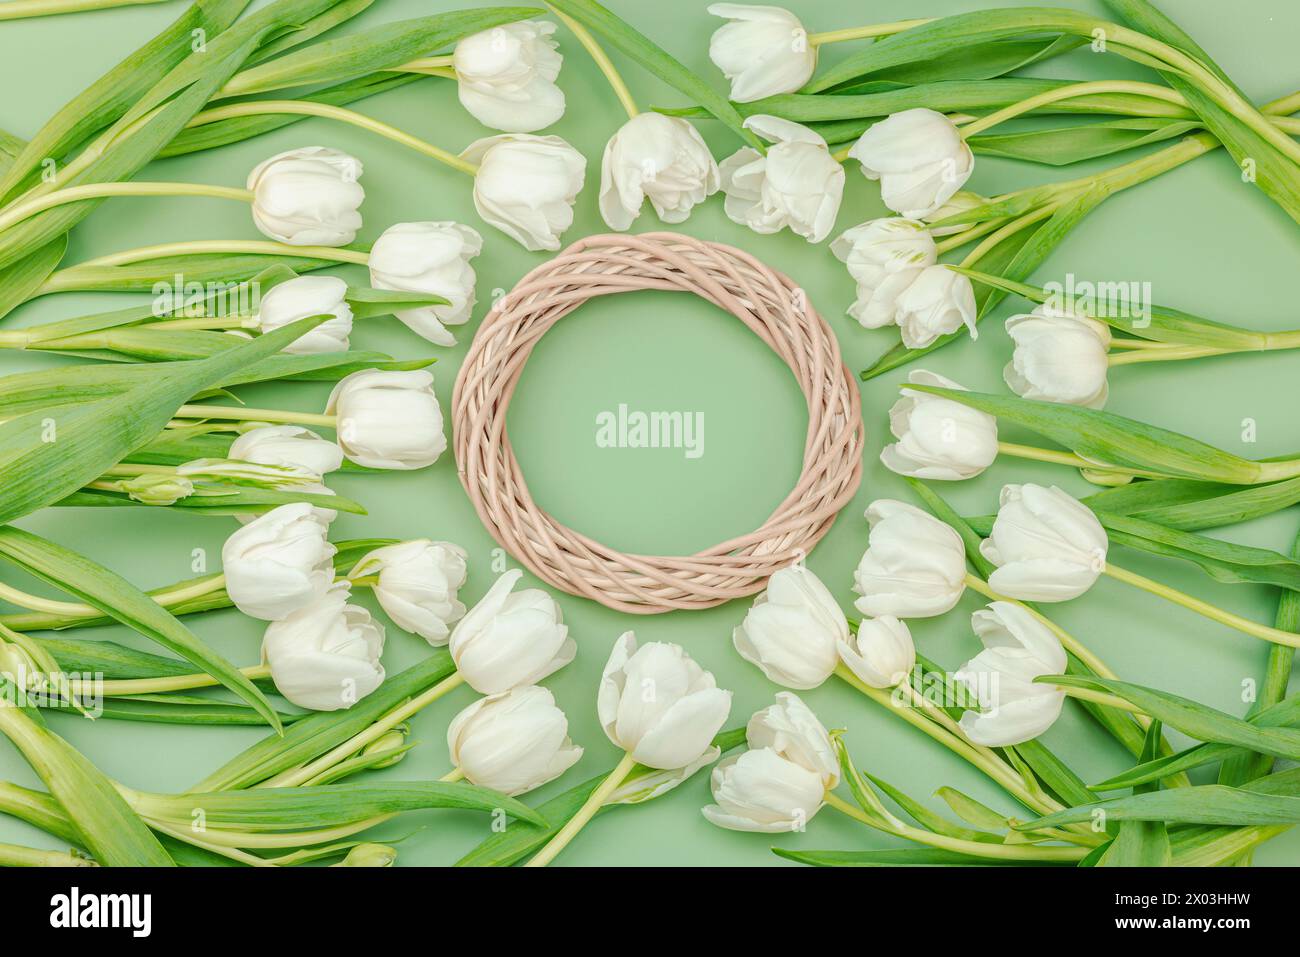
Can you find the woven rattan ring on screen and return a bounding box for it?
[452,231,864,615]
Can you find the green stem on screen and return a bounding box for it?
[1104,561,1300,648]
[0,0,167,19]
[174,403,337,428]
[959,80,1189,138]
[185,100,479,177]
[0,841,93,867]
[1054,683,1143,714]
[824,792,1088,862]
[1108,344,1232,365]
[0,182,252,235]
[73,664,272,698]
[807,19,931,45]
[0,573,225,620]
[525,752,638,867]
[547,3,638,119]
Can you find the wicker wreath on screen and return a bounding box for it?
[452,232,864,614]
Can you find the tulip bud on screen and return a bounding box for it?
[598,631,732,769]
[326,369,446,470]
[447,685,583,795]
[837,616,915,688]
[262,582,385,712]
[719,115,844,243]
[880,369,998,480]
[830,218,936,329]
[334,843,397,867]
[229,425,344,478]
[252,275,353,355]
[362,728,408,769]
[247,147,364,246]
[955,602,1067,746]
[222,503,336,621]
[980,484,1109,601]
[706,4,816,102]
[732,563,846,690]
[849,109,975,218]
[119,473,194,506]
[922,190,987,236]
[178,458,318,487]
[892,264,977,349]
[854,499,967,618]
[1004,305,1112,408]
[453,20,565,132]
[599,112,720,231]
[368,222,482,346]
[348,539,468,645]
[461,134,586,251]
[703,693,836,833]
[449,569,575,694]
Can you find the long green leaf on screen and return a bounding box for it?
[969,117,1198,166]
[773,847,1065,866]
[1098,721,1170,866]
[1024,785,1300,829]
[0,236,67,324]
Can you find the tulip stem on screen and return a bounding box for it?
[823,792,1089,862]
[440,767,465,784]
[807,19,932,45]
[0,574,226,630]
[1051,682,1143,714]
[958,81,1191,140]
[185,100,481,177]
[547,3,638,120]
[393,55,456,78]
[1102,562,1300,649]
[0,0,168,20]
[1107,343,1234,365]
[0,841,93,867]
[525,752,638,867]
[173,404,338,428]
[259,672,467,789]
[0,181,253,235]
[60,664,272,699]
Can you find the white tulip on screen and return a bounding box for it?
[449,569,575,694]
[718,115,844,243]
[880,369,999,480]
[599,112,720,231]
[955,601,1067,746]
[368,221,482,347]
[980,484,1109,601]
[229,425,344,478]
[326,368,446,470]
[849,108,975,218]
[453,20,565,133]
[830,218,936,329]
[252,275,353,355]
[598,631,732,769]
[222,502,336,621]
[854,499,967,618]
[247,147,364,246]
[922,190,987,236]
[732,563,846,690]
[461,133,586,251]
[446,685,583,795]
[262,582,385,712]
[703,692,835,832]
[706,3,816,103]
[837,615,915,688]
[893,264,977,349]
[348,539,468,645]
[1004,305,1112,408]
[605,748,721,805]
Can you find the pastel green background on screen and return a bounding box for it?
[2,0,1299,866]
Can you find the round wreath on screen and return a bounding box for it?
[452,232,864,614]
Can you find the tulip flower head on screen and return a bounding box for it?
[955,602,1067,746]
[598,632,732,769]
[733,562,847,689]
[706,4,816,102]
[447,685,583,795]
[222,502,336,621]
[453,21,565,133]
[449,569,575,694]
[367,221,483,347]
[461,133,586,251]
[718,115,845,243]
[261,582,385,712]
[247,147,364,246]
[838,615,916,688]
[348,539,468,645]
[881,369,999,480]
[326,368,446,470]
[253,275,354,355]
[1004,305,1112,408]
[849,108,975,218]
[599,112,720,231]
[853,500,967,618]
[229,425,344,478]
[892,265,977,349]
[831,218,936,329]
[980,484,1109,602]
